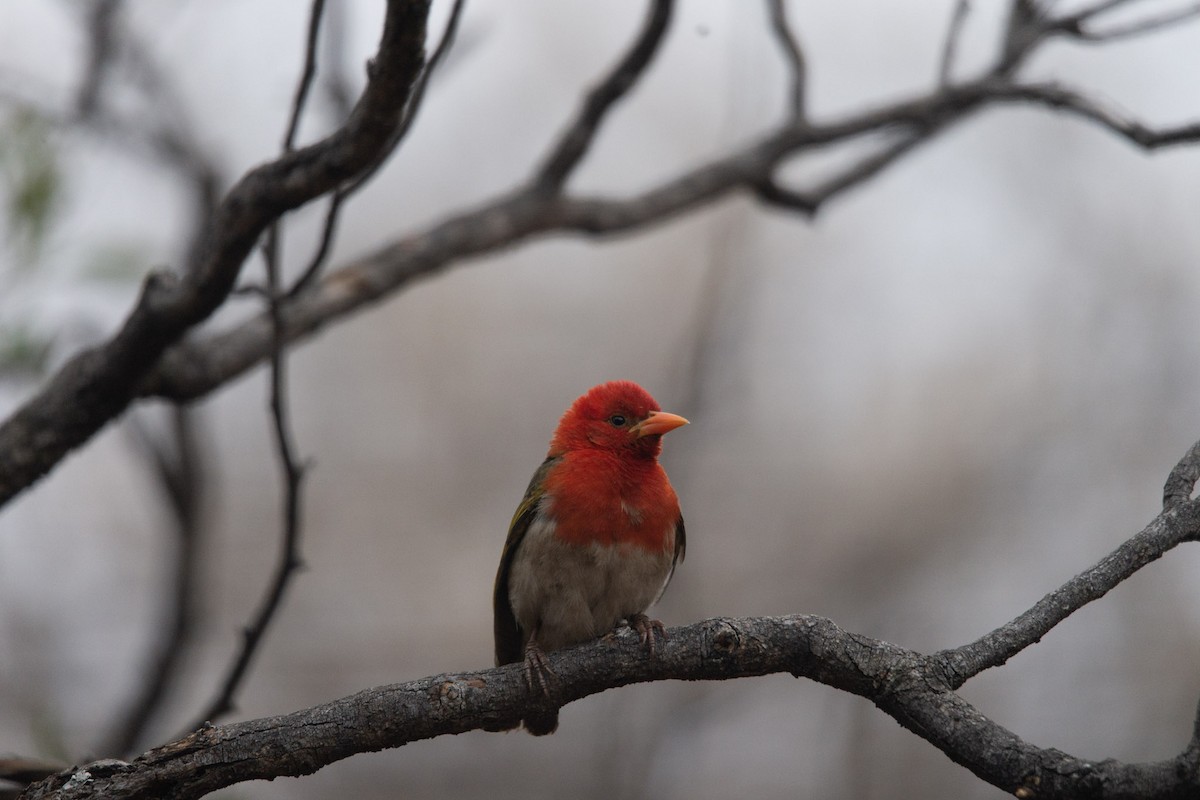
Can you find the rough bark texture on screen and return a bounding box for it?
[0,0,432,506]
[18,491,1200,800]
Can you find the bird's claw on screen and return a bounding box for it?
[522,641,557,696]
[626,613,667,656]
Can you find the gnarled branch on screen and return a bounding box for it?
[19,436,1200,799]
[0,0,433,507]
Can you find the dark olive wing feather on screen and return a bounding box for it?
[674,515,686,566]
[653,514,686,605]
[493,456,559,666]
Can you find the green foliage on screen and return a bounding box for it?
[0,323,53,376]
[0,107,63,265]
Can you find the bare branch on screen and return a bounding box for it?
[75,0,123,118]
[0,0,434,509]
[20,600,1200,800]
[319,0,357,120]
[765,0,807,118]
[533,0,673,191]
[286,191,346,295]
[757,133,929,216]
[935,498,1200,687]
[282,0,328,152]
[1062,2,1200,42]
[7,0,1198,512]
[995,0,1047,75]
[189,0,332,729]
[1163,438,1200,510]
[288,0,467,296]
[937,0,971,87]
[102,405,206,758]
[190,250,309,731]
[138,69,1200,404]
[992,81,1200,147]
[754,178,817,214]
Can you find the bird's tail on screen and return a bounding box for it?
[522,709,559,736]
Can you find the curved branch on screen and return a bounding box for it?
[934,499,1200,687]
[0,0,433,508]
[19,443,1200,798]
[1164,438,1200,510]
[141,72,1200,403]
[765,0,808,118]
[20,600,1200,800]
[533,0,673,191]
[5,0,1199,509]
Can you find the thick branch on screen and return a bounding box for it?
[20,604,1200,800]
[1163,438,1200,510]
[0,0,432,508]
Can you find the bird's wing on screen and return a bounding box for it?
[653,515,686,605]
[493,455,559,666]
[674,514,686,567]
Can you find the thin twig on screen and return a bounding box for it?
[287,188,347,295]
[1063,2,1200,41]
[1059,0,1145,25]
[936,440,1200,687]
[75,0,123,118]
[320,0,356,120]
[189,244,308,730]
[50,0,222,760]
[991,80,1200,147]
[188,0,331,728]
[283,0,328,152]
[765,0,807,118]
[288,0,467,296]
[103,405,205,757]
[995,0,1046,76]
[757,133,929,216]
[533,0,673,191]
[937,0,971,87]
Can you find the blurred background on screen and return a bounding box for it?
[1,1,1200,798]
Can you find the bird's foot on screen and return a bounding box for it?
[626,613,667,656]
[522,640,557,696]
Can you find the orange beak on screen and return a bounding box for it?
[632,410,690,438]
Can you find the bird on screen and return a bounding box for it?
[492,380,688,735]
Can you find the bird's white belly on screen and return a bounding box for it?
[507,515,673,652]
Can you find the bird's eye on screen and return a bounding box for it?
[609,414,626,427]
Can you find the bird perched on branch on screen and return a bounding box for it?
[493,380,688,735]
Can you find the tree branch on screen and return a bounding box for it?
[1163,438,1200,510]
[532,0,673,191]
[140,68,1200,404]
[937,0,971,87]
[1050,0,1200,42]
[75,0,123,118]
[288,0,467,296]
[101,405,206,758]
[19,602,1200,800]
[934,497,1200,687]
[4,0,1198,511]
[0,0,432,508]
[765,0,808,118]
[188,0,331,730]
[18,437,1200,798]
